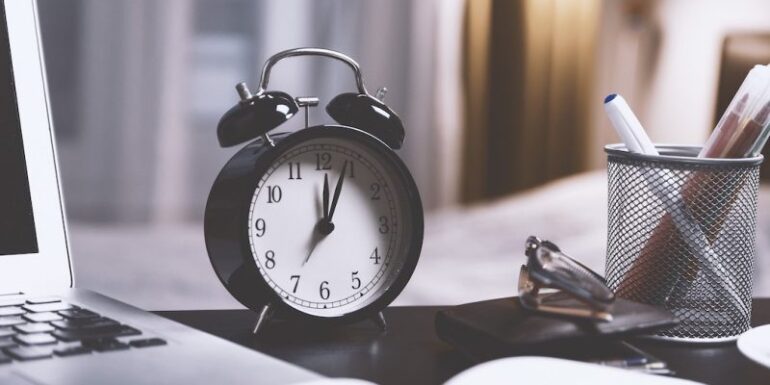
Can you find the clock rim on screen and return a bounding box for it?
[204,124,424,325]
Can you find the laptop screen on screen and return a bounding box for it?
[0,1,38,256]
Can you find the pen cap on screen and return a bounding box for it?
[603,94,657,155]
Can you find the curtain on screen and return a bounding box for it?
[462,0,601,203]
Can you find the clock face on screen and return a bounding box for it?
[247,136,415,317]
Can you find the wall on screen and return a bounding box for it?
[590,0,770,169]
[38,0,461,224]
[646,0,770,144]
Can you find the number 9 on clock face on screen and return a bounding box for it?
[245,130,422,319]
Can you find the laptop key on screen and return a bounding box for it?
[23,312,62,323]
[129,338,167,348]
[82,338,129,352]
[54,345,92,357]
[58,309,99,320]
[15,333,57,345]
[52,318,119,331]
[0,307,24,317]
[52,325,140,342]
[26,297,61,305]
[4,346,54,361]
[0,298,25,308]
[0,336,17,349]
[23,302,74,313]
[15,323,55,334]
[0,317,25,327]
[0,328,15,338]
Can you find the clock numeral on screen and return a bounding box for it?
[319,281,330,300]
[266,185,282,203]
[288,162,302,180]
[369,247,381,265]
[315,152,332,170]
[351,271,361,289]
[290,275,300,293]
[378,216,390,234]
[264,250,276,269]
[370,183,381,200]
[254,218,266,237]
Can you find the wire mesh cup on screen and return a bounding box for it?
[604,144,762,342]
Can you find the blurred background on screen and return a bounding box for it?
[36,0,770,309]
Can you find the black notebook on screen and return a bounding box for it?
[435,296,676,361]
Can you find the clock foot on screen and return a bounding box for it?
[252,304,273,335]
[371,311,387,332]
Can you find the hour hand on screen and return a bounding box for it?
[314,174,335,237]
[322,173,330,220]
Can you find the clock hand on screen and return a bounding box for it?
[315,174,335,237]
[327,161,348,224]
[308,174,335,264]
[322,173,330,220]
[303,229,324,266]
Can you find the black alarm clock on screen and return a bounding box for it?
[204,48,424,333]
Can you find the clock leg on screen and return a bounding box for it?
[371,311,387,332]
[252,304,273,335]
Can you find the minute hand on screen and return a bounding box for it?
[327,161,348,223]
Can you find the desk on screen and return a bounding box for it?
[157,299,770,385]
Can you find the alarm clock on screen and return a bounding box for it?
[204,48,424,333]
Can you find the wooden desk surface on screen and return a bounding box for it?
[157,299,770,385]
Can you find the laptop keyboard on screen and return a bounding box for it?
[0,297,166,364]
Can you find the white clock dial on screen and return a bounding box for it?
[247,137,411,317]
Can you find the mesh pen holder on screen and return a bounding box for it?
[604,144,762,342]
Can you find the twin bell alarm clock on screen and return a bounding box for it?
[204,48,424,333]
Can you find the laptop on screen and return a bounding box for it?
[0,1,322,384]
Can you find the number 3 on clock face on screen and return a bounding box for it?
[247,135,419,318]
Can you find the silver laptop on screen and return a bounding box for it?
[0,1,322,384]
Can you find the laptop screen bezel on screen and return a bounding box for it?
[0,0,72,294]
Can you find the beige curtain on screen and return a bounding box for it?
[462,0,601,202]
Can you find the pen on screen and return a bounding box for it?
[593,356,647,368]
[603,93,658,155]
